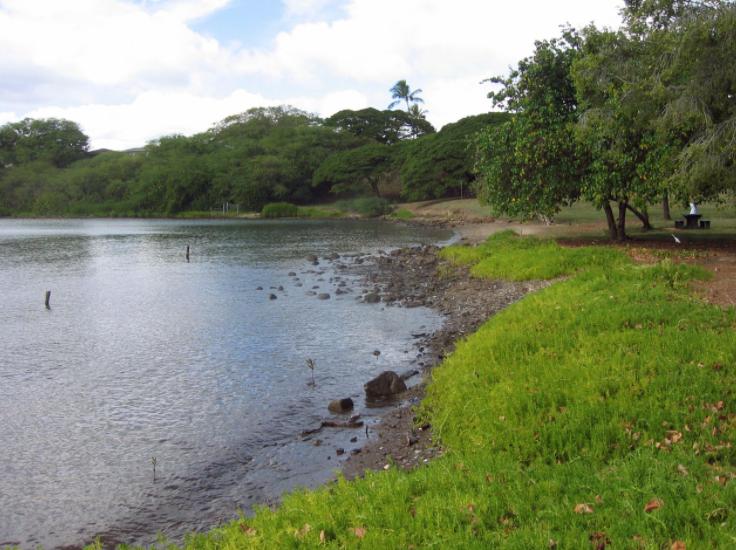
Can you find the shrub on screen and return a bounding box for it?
[261,202,298,218]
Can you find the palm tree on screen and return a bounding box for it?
[388,80,424,111]
[407,104,428,119]
[407,104,429,138]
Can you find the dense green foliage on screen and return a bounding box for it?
[477,31,584,222]
[313,143,396,198]
[477,0,736,239]
[0,117,89,168]
[324,107,434,144]
[400,113,509,201]
[0,99,503,216]
[136,233,735,548]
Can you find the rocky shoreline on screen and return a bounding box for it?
[337,241,549,479]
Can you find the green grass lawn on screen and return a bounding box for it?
[108,232,735,549]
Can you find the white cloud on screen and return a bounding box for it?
[152,0,231,21]
[0,0,228,91]
[282,0,338,18]
[27,87,371,150]
[235,0,624,127]
[0,111,17,125]
[1,0,624,147]
[28,90,272,150]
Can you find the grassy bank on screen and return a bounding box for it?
[122,233,734,549]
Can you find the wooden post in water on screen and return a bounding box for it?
[45,290,51,309]
[186,245,190,262]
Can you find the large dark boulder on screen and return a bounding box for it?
[364,371,406,399]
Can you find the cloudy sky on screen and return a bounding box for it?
[0,0,624,150]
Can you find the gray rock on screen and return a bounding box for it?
[288,272,297,277]
[364,371,407,399]
[328,398,354,413]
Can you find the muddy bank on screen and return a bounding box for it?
[341,243,549,479]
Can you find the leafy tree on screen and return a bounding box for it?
[571,26,668,239]
[476,30,585,224]
[653,1,736,201]
[400,113,509,201]
[0,118,89,168]
[313,144,396,197]
[325,108,434,144]
[208,106,318,141]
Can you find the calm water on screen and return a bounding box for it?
[0,219,452,549]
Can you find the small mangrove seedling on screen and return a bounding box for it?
[306,358,316,386]
[151,456,157,482]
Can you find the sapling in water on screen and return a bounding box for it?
[306,358,316,386]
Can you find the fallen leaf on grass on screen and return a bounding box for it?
[239,523,256,536]
[644,499,662,513]
[319,530,326,543]
[352,527,367,539]
[714,475,729,485]
[677,464,689,476]
[671,541,686,550]
[574,503,594,514]
[589,531,610,549]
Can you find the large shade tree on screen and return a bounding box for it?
[476,29,586,224]
[0,118,89,168]
[313,144,396,197]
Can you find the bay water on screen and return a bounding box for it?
[0,218,452,548]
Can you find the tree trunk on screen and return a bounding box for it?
[662,191,671,221]
[617,200,628,241]
[603,201,618,240]
[369,178,381,198]
[626,204,652,230]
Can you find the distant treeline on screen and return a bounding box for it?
[0,106,509,217]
